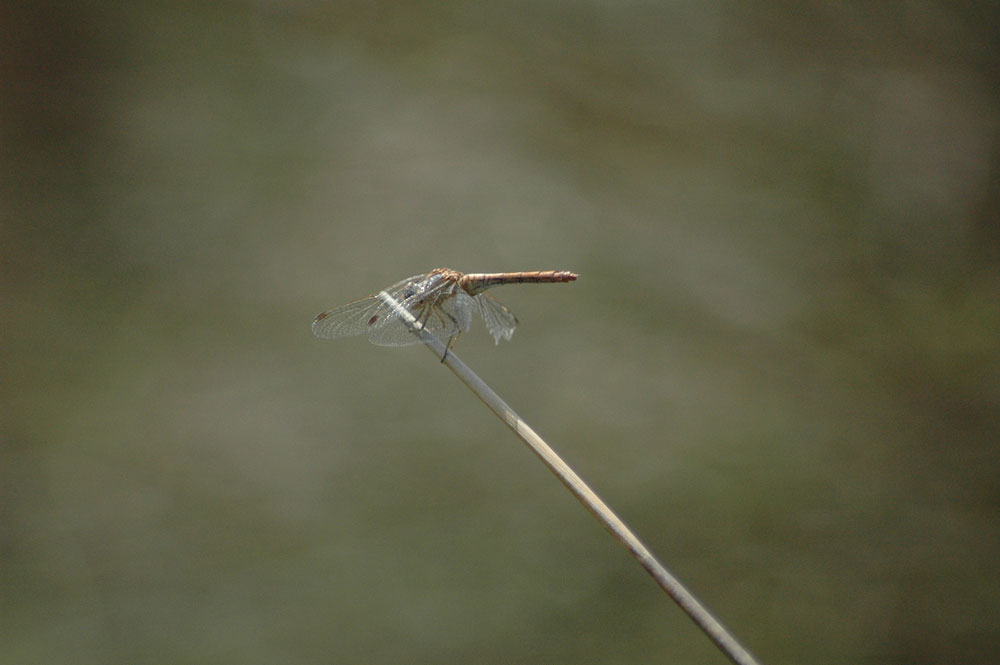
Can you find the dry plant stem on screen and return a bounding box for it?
[377,291,762,665]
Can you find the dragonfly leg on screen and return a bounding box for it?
[439,330,463,361]
[411,303,434,332]
[420,301,463,360]
[429,300,461,336]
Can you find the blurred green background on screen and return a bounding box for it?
[3,2,998,663]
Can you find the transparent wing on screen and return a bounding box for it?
[367,281,473,346]
[311,294,389,340]
[311,274,430,345]
[475,292,518,344]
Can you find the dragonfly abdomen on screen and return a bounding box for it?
[459,271,578,295]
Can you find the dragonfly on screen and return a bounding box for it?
[312,268,578,348]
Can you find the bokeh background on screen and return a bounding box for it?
[4,2,998,663]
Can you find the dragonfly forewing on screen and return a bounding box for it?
[313,273,472,346]
[312,274,423,344]
[377,287,475,344]
[311,295,386,340]
[365,297,446,346]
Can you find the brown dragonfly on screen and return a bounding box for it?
[311,268,578,347]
